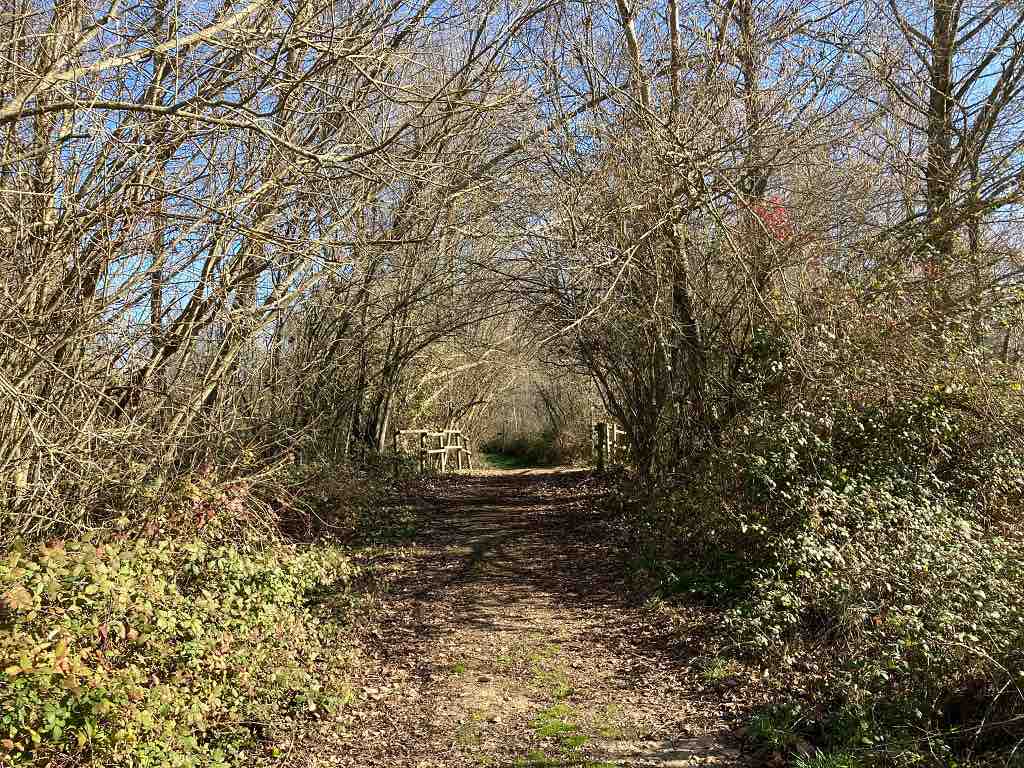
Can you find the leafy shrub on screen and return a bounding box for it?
[1,536,356,766]
[730,473,1024,747]
[632,384,1024,762]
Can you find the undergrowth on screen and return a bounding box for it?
[620,382,1024,766]
[0,459,409,767]
[481,428,586,468]
[0,536,357,767]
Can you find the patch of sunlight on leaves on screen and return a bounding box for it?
[792,751,866,768]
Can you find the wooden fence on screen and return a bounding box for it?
[394,428,473,473]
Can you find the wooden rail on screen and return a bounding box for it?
[394,428,473,473]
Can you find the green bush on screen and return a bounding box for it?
[632,386,1024,762]
[481,433,558,466]
[1,536,356,767]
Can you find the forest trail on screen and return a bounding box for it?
[302,470,743,767]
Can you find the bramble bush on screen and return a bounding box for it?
[0,536,357,767]
[1,449,396,549]
[274,460,393,541]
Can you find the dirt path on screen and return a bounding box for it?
[302,470,742,767]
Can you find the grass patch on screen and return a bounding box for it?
[695,655,742,684]
[533,668,574,700]
[532,703,579,740]
[530,702,593,758]
[528,642,574,700]
[593,702,627,739]
[514,750,559,767]
[482,452,536,470]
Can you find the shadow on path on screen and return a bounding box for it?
[319,469,742,768]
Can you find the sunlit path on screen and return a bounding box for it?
[304,471,741,767]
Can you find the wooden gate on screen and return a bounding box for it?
[394,428,473,473]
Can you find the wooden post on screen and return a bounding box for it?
[596,422,607,471]
[419,431,426,474]
[456,432,464,471]
[589,403,595,455]
[439,433,447,473]
[393,430,399,476]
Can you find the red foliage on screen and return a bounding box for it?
[750,196,793,242]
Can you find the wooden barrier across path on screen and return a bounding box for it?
[394,428,473,473]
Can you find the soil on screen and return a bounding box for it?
[296,469,745,767]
